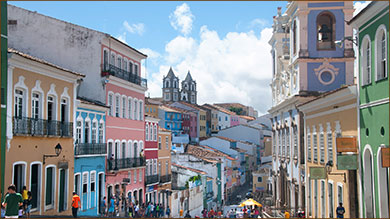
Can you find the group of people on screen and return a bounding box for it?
[99,195,171,218]
[1,185,32,219]
[201,208,223,218]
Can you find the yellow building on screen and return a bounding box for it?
[145,97,161,118]
[5,49,84,215]
[252,167,271,193]
[298,85,359,218]
[158,127,172,209]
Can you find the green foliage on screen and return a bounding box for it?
[229,107,244,115]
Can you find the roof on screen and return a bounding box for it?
[166,67,177,78]
[186,144,236,161]
[172,163,207,175]
[213,136,237,143]
[8,48,85,77]
[78,96,109,108]
[145,97,163,105]
[232,148,247,153]
[159,127,171,133]
[201,104,220,111]
[168,106,197,115]
[174,102,205,112]
[110,36,147,58]
[212,105,237,116]
[219,124,261,132]
[297,85,355,108]
[239,115,256,121]
[347,1,375,25]
[183,71,194,82]
[159,105,181,113]
[214,103,247,110]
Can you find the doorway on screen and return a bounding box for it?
[98,173,104,214]
[30,164,41,211]
[59,169,67,212]
[13,163,25,193]
[363,149,374,218]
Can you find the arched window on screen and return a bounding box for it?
[361,36,372,85]
[111,53,115,66]
[92,121,97,143]
[145,124,149,141]
[115,94,120,117]
[376,25,387,80]
[128,98,132,119]
[121,142,126,159]
[103,50,109,70]
[149,123,153,141]
[134,99,138,120]
[154,125,157,141]
[117,57,122,69]
[292,19,297,54]
[165,80,170,88]
[122,96,127,118]
[317,12,335,50]
[108,93,114,116]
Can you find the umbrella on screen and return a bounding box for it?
[239,198,262,207]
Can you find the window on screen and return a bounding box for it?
[45,167,55,206]
[139,169,142,182]
[15,89,24,117]
[376,26,387,80]
[122,97,126,118]
[60,98,68,123]
[122,142,126,158]
[159,162,162,176]
[158,136,161,149]
[98,122,104,143]
[82,173,88,194]
[115,95,120,117]
[329,182,334,218]
[74,174,80,196]
[111,54,115,66]
[90,172,96,192]
[124,60,128,72]
[139,101,143,120]
[150,124,153,141]
[47,96,55,121]
[154,159,157,174]
[103,50,108,70]
[293,126,298,157]
[307,128,312,161]
[154,125,157,141]
[165,136,169,149]
[134,100,138,120]
[225,116,227,121]
[146,124,149,141]
[128,171,131,184]
[76,120,82,143]
[327,123,333,162]
[314,180,318,218]
[337,184,343,205]
[117,57,122,69]
[286,128,290,157]
[32,93,41,119]
[84,121,90,143]
[321,181,325,218]
[92,122,97,143]
[134,64,139,76]
[313,127,318,162]
[257,177,262,182]
[317,12,335,50]
[292,20,297,55]
[308,180,312,216]
[134,170,137,183]
[129,62,133,74]
[362,36,372,85]
[108,93,113,116]
[128,98,132,119]
[320,128,325,163]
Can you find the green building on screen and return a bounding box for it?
[349,1,389,218]
[0,1,7,200]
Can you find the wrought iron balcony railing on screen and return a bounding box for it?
[107,157,145,171]
[74,143,107,156]
[146,174,159,185]
[13,117,73,137]
[101,64,147,88]
[159,174,171,183]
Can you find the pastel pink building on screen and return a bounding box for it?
[144,117,160,203]
[102,39,148,208]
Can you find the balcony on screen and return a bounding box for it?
[101,64,147,88]
[107,157,145,171]
[74,143,107,156]
[206,191,214,199]
[13,117,73,137]
[146,174,159,185]
[159,174,171,184]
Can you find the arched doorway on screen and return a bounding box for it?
[363,147,375,218]
[378,148,389,218]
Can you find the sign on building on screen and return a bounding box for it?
[336,137,357,153]
[309,167,326,180]
[382,147,390,168]
[337,154,358,170]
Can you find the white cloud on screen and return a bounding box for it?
[249,18,269,29]
[169,3,194,36]
[139,48,161,59]
[353,1,371,16]
[147,25,273,115]
[123,21,145,35]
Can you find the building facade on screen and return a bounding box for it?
[268,1,355,214]
[74,98,108,216]
[6,49,84,215]
[298,85,359,218]
[157,128,172,210]
[0,0,7,198]
[145,116,159,203]
[158,105,182,135]
[349,1,389,218]
[162,68,180,102]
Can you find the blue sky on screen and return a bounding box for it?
[10,1,370,115]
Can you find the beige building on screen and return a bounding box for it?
[145,97,161,118]
[298,85,359,218]
[158,128,172,209]
[5,49,84,215]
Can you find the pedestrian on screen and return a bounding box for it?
[217,209,222,218]
[160,204,164,218]
[100,196,107,216]
[21,186,28,215]
[108,195,115,217]
[184,211,191,218]
[208,208,215,218]
[166,205,171,218]
[336,203,345,218]
[284,210,290,218]
[202,208,207,218]
[2,185,23,219]
[180,208,184,218]
[128,202,134,218]
[25,192,32,218]
[71,192,81,218]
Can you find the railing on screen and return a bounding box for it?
[13,117,73,137]
[206,191,214,199]
[74,143,107,156]
[159,174,171,183]
[146,174,159,185]
[107,157,145,171]
[101,64,147,88]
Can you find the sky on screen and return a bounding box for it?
[11,1,371,115]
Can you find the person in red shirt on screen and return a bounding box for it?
[71,192,81,218]
[208,208,215,218]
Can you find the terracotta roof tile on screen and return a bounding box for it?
[172,163,207,175]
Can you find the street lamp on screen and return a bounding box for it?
[325,160,346,182]
[335,36,358,48]
[43,143,62,164]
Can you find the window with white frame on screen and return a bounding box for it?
[286,128,290,157]
[14,89,25,118]
[139,169,142,182]
[314,180,318,218]
[279,130,282,156]
[319,126,325,163]
[60,98,68,123]
[282,130,286,156]
[308,180,312,216]
[108,93,113,116]
[82,173,88,194]
[376,26,387,80]
[134,100,138,120]
[90,172,96,192]
[165,161,169,176]
[313,128,318,162]
[128,98,132,119]
[337,184,343,205]
[158,136,162,149]
[326,123,333,162]
[328,182,334,218]
[165,136,169,149]
[150,123,153,141]
[98,122,104,143]
[139,101,143,120]
[134,64,139,76]
[32,92,41,119]
[362,36,371,85]
[117,57,122,69]
[321,180,325,218]
[115,95,120,117]
[84,121,90,143]
[307,128,312,161]
[47,96,56,121]
[111,54,115,66]
[45,166,55,207]
[154,159,157,174]
[129,62,133,74]
[76,120,82,144]
[124,59,128,72]
[122,96,126,118]
[122,142,126,159]
[74,174,80,196]
[146,124,149,141]
[134,170,137,183]
[92,122,97,143]
[128,171,131,184]
[293,126,298,157]
[154,125,157,141]
[273,132,276,156]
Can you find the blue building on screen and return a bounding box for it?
[74,98,108,216]
[158,105,182,135]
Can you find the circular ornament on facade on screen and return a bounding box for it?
[318,70,335,85]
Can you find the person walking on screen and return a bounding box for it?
[165,205,171,218]
[284,210,290,218]
[25,192,32,218]
[108,195,115,217]
[21,186,28,216]
[71,192,81,218]
[336,203,345,218]
[2,185,23,219]
[202,208,207,218]
[100,197,107,216]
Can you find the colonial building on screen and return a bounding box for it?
[298,85,359,218]
[201,104,219,134]
[74,97,108,216]
[157,127,172,210]
[6,48,84,215]
[180,71,197,104]
[349,1,389,218]
[145,97,161,118]
[145,116,160,203]
[162,68,197,104]
[268,1,355,214]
